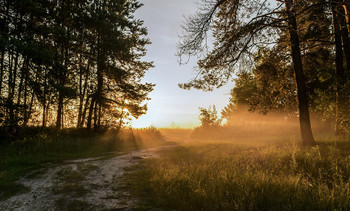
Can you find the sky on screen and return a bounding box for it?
[132,0,235,128]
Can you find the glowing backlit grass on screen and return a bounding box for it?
[126,135,350,210]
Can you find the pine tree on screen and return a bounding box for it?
[0,0,153,138]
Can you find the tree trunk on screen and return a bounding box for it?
[77,85,83,128]
[87,96,95,130]
[93,101,98,129]
[285,0,316,145]
[95,50,104,130]
[0,1,10,98]
[332,2,347,135]
[77,53,83,127]
[56,43,68,129]
[42,102,46,128]
[80,93,90,127]
[56,93,63,129]
[0,48,4,97]
[24,89,35,127]
[7,49,19,128]
[23,67,29,126]
[343,1,350,33]
[340,5,350,71]
[98,104,102,128]
[15,61,25,119]
[46,103,50,127]
[42,67,48,128]
[77,58,90,128]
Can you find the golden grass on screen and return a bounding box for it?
[126,128,350,210]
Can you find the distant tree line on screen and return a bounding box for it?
[0,0,154,135]
[178,0,350,145]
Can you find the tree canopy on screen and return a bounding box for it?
[178,0,350,144]
[0,0,154,135]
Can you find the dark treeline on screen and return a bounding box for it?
[179,0,350,145]
[0,0,153,137]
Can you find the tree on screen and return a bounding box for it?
[331,0,350,135]
[198,105,222,128]
[83,0,154,130]
[221,49,298,122]
[284,0,315,145]
[0,0,153,138]
[178,0,321,145]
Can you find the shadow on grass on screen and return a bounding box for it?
[0,127,167,201]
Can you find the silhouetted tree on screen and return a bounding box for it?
[0,0,153,138]
[178,0,350,144]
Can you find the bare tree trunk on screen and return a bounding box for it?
[285,0,316,145]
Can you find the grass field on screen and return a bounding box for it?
[126,129,350,210]
[2,125,350,210]
[0,127,166,200]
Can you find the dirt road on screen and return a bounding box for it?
[0,146,172,211]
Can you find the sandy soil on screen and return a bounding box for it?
[0,146,172,211]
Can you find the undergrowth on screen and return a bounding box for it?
[0,126,166,200]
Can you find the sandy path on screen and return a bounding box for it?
[0,146,172,211]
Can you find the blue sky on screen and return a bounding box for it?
[132,0,235,128]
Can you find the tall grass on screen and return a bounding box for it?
[127,136,350,210]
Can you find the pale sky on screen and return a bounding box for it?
[132,0,235,128]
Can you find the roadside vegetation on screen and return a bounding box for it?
[0,127,166,200]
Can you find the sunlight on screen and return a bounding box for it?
[1,0,350,209]
[131,113,199,129]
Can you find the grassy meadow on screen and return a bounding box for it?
[125,127,350,210]
[2,121,350,210]
[0,127,166,200]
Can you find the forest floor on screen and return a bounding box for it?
[0,145,173,211]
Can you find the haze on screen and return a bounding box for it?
[132,0,234,128]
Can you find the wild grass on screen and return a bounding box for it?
[0,126,166,200]
[52,164,98,197]
[126,133,350,210]
[52,164,98,210]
